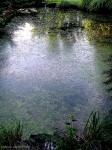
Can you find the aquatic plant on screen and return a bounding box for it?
[56,116,78,150]
[83,111,112,149]
[56,111,112,150]
[83,111,103,149]
[0,111,111,149]
[0,121,23,147]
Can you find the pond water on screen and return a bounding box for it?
[0,8,112,137]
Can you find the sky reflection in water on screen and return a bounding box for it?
[0,8,112,137]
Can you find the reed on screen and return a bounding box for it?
[0,121,23,147]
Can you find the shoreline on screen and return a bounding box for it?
[0,0,112,28]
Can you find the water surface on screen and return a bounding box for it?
[0,8,112,137]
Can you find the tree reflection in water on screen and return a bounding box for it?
[0,31,15,71]
[0,30,15,50]
[83,19,112,45]
[103,56,112,117]
[83,19,112,94]
[83,18,112,119]
[32,8,83,45]
[103,55,112,93]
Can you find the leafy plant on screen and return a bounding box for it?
[56,114,79,150]
[81,0,112,12]
[83,111,112,149]
[84,111,101,139]
[56,111,112,150]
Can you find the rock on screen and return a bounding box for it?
[23,134,57,150]
[24,139,37,148]
[16,8,38,15]
[23,134,51,149]
[29,134,51,149]
[30,134,51,141]
[44,141,57,150]
[17,141,30,149]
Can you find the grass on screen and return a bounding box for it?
[0,121,23,147]
[1,0,112,12]
[45,0,82,8]
[0,111,111,149]
[55,115,78,150]
[79,0,112,12]
[55,111,112,150]
[44,0,112,12]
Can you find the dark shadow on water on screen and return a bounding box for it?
[0,30,15,51]
[103,55,112,93]
[102,55,112,118]
[0,30,15,71]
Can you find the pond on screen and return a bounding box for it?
[0,8,112,137]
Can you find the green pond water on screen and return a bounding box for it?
[0,8,112,137]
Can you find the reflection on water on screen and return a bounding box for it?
[14,23,33,40]
[103,55,112,93]
[83,19,112,95]
[83,19,112,44]
[0,8,112,137]
[83,18,112,117]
